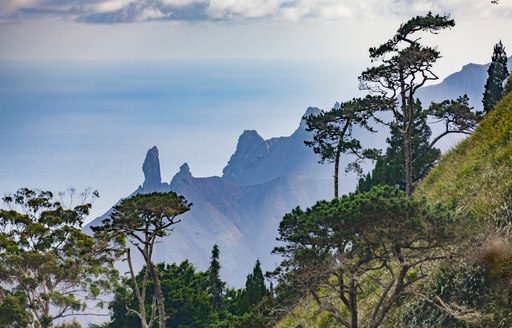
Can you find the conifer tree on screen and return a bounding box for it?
[359,12,455,196]
[239,260,267,313]
[358,101,440,192]
[208,244,225,312]
[304,98,382,198]
[483,41,509,113]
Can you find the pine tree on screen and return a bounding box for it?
[239,260,268,314]
[483,41,509,113]
[359,12,455,196]
[358,101,440,192]
[208,244,225,312]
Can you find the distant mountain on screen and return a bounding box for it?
[223,107,330,185]
[84,59,512,286]
[418,57,512,111]
[84,108,333,286]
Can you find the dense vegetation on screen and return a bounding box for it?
[1,9,512,328]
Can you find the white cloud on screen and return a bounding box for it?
[0,0,511,24]
[90,1,133,13]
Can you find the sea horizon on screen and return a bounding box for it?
[0,58,366,222]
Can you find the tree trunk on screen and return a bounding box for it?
[400,69,413,197]
[148,260,166,328]
[350,281,358,328]
[404,129,413,197]
[334,120,351,199]
[334,145,341,198]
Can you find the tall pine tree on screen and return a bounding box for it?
[207,244,225,312]
[239,260,268,314]
[358,100,440,192]
[483,41,509,113]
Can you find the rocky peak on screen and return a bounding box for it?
[170,163,193,189]
[222,130,268,181]
[296,107,321,134]
[142,146,162,191]
[228,130,267,161]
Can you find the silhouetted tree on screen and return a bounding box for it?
[304,98,382,197]
[208,244,226,313]
[428,94,482,147]
[93,192,191,328]
[358,100,440,191]
[483,41,509,113]
[239,260,268,314]
[359,12,455,196]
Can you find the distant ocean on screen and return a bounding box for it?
[0,59,365,221]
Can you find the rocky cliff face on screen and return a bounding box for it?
[84,108,333,286]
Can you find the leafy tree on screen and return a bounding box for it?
[0,289,31,327]
[359,12,455,196]
[162,262,212,328]
[428,94,482,147]
[208,244,226,313]
[93,192,191,328]
[483,41,509,113]
[110,261,213,328]
[272,185,463,328]
[0,188,116,328]
[304,98,381,198]
[358,100,440,192]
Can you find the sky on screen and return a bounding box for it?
[1,0,512,222]
[1,1,511,70]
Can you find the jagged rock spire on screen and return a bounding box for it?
[142,146,162,191]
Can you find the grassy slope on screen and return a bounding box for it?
[416,92,512,215]
[274,93,512,328]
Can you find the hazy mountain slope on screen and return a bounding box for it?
[417,57,512,111]
[223,107,332,185]
[84,109,333,286]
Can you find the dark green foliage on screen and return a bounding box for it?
[93,192,192,328]
[483,41,509,113]
[358,100,440,192]
[0,290,31,328]
[304,97,383,197]
[110,261,213,328]
[360,12,454,196]
[162,262,212,328]
[0,188,116,327]
[239,260,268,314]
[369,12,455,58]
[503,73,512,96]
[208,245,226,313]
[428,95,482,147]
[273,186,463,328]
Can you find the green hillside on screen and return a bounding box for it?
[416,92,512,216]
[274,93,512,328]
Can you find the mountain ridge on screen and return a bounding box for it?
[84,108,333,286]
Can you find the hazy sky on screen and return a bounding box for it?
[1,0,512,76]
[1,0,512,221]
